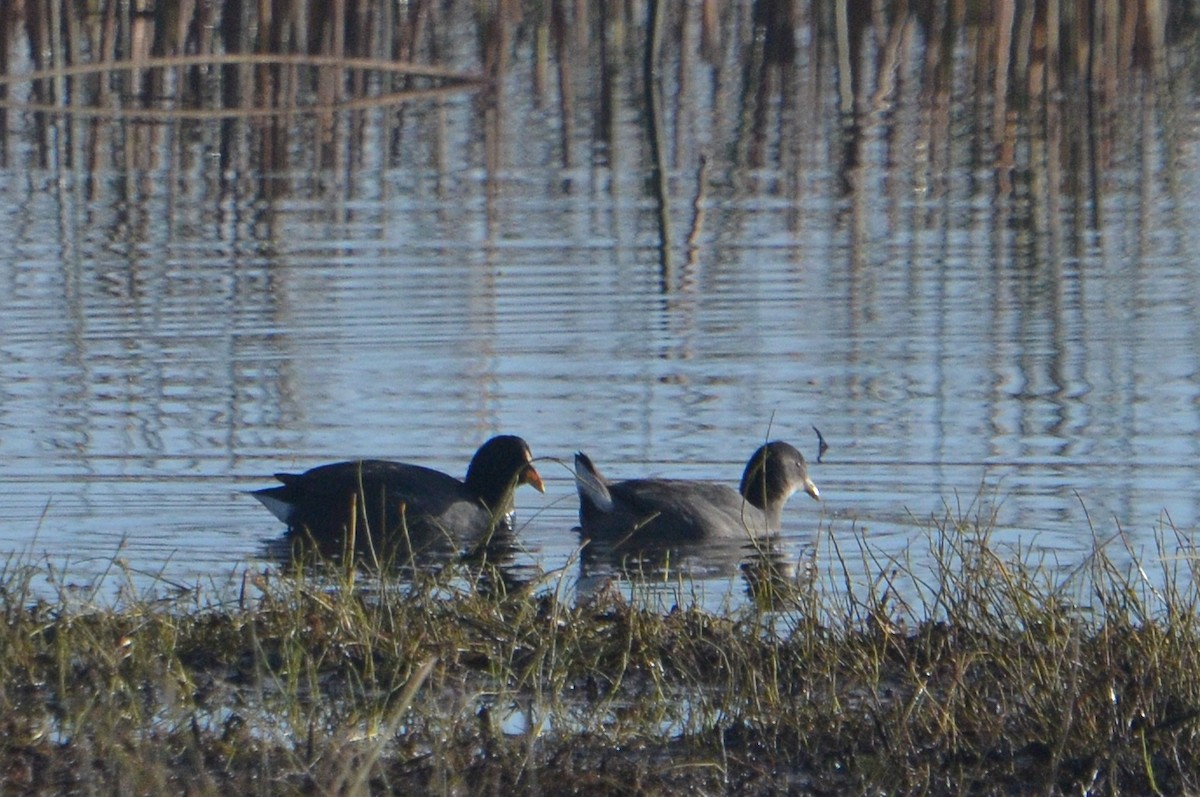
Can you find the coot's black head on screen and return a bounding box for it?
[465,435,545,513]
[738,440,820,512]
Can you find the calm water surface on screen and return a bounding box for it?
[1,3,1198,607]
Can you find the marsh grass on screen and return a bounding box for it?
[3,503,1200,796]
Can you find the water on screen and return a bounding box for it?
[1,2,1198,606]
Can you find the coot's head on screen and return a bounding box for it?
[738,440,820,512]
[465,435,545,513]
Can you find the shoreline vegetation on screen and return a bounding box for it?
[3,506,1199,795]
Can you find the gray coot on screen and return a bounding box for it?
[574,441,819,542]
[252,435,545,546]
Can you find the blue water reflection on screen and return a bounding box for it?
[0,3,1197,607]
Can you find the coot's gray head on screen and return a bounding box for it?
[738,440,820,512]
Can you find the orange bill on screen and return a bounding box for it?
[522,463,546,493]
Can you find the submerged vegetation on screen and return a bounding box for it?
[3,506,1200,796]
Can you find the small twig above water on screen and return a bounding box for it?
[813,426,828,463]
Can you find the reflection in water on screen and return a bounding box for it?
[261,519,519,571]
[575,531,808,614]
[579,534,754,581]
[739,540,804,611]
[261,524,528,595]
[0,2,1197,603]
[259,526,539,620]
